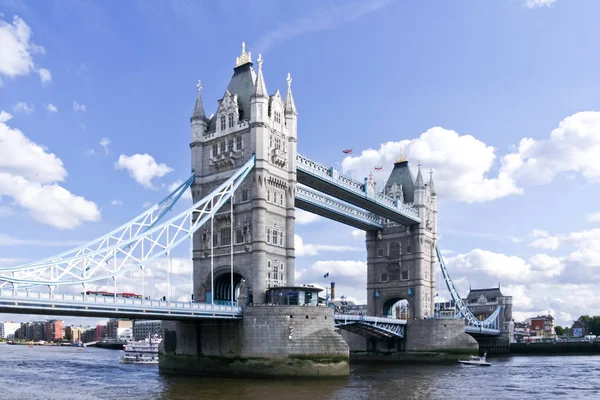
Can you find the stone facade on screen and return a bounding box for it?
[160,305,349,377]
[190,44,298,305]
[367,158,437,320]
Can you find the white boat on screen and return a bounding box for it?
[458,352,491,366]
[120,337,162,364]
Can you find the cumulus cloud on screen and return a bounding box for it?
[0,115,100,229]
[295,260,367,302]
[115,153,173,189]
[73,101,86,112]
[586,212,600,223]
[0,110,12,122]
[342,112,600,204]
[342,127,521,203]
[45,103,58,113]
[295,209,320,224]
[528,229,560,250]
[0,15,46,85]
[38,67,51,85]
[110,199,122,206]
[295,234,362,257]
[12,101,33,113]
[0,205,14,217]
[523,0,556,8]
[351,229,363,238]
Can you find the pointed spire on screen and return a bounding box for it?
[429,168,436,195]
[415,162,424,188]
[285,73,297,116]
[253,54,268,99]
[191,80,206,120]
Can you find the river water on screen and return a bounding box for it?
[0,345,598,399]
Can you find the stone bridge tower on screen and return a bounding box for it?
[189,43,298,305]
[366,155,437,320]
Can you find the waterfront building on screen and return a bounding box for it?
[0,322,20,339]
[45,320,64,341]
[106,319,132,340]
[132,320,161,340]
[434,299,457,318]
[65,326,84,341]
[465,287,514,341]
[528,315,555,338]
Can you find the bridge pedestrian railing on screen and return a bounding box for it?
[296,154,420,222]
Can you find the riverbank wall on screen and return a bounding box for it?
[510,341,600,355]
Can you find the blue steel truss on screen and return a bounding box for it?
[295,184,383,230]
[0,156,256,288]
[435,246,502,335]
[334,314,405,338]
[296,154,421,225]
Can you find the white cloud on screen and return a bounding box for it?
[99,137,110,156]
[110,199,122,206]
[510,236,522,244]
[586,212,600,223]
[295,209,320,224]
[254,0,392,53]
[351,229,363,238]
[73,101,86,112]
[0,233,85,247]
[83,148,97,157]
[142,201,152,209]
[342,127,521,203]
[45,103,58,113]
[295,234,362,257]
[0,16,46,84]
[528,229,560,250]
[115,153,173,188]
[167,180,192,200]
[0,117,100,229]
[523,0,556,8]
[38,67,51,85]
[500,112,600,186]
[12,101,33,113]
[0,110,12,122]
[295,260,367,302]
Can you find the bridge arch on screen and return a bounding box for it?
[206,268,245,306]
[382,297,412,320]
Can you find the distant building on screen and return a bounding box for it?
[45,320,64,341]
[133,321,161,340]
[465,287,514,342]
[435,300,456,318]
[106,319,133,340]
[528,315,555,338]
[65,326,84,341]
[0,322,20,339]
[82,327,98,343]
[16,321,47,341]
[330,299,367,315]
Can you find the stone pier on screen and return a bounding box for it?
[160,305,349,378]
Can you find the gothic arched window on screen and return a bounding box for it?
[228,113,234,128]
[220,115,226,130]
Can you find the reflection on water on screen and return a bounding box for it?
[0,345,599,400]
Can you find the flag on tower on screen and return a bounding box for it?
[375,166,383,171]
[323,272,330,278]
[342,149,353,154]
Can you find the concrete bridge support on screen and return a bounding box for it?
[339,319,478,363]
[160,305,349,378]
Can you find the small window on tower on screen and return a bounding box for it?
[228,139,233,152]
[279,231,283,246]
[241,189,248,202]
[267,260,271,269]
[236,136,242,150]
[220,141,226,153]
[266,228,271,244]
[220,115,226,131]
[272,229,278,245]
[279,193,284,206]
[267,190,271,202]
[228,113,234,128]
[212,144,218,156]
[235,229,244,244]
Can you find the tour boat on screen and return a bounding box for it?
[458,353,491,366]
[120,337,162,364]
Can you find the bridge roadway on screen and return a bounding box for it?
[296,154,421,226]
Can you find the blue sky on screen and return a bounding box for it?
[1,0,600,327]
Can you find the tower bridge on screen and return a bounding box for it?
[0,43,511,378]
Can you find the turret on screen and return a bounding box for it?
[414,163,425,206]
[191,80,208,141]
[284,73,298,139]
[251,54,269,123]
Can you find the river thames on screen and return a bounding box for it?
[1,345,599,399]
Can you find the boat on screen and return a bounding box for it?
[458,353,491,366]
[120,337,162,364]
